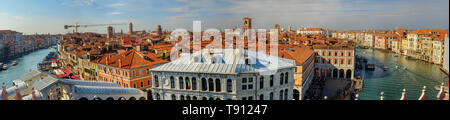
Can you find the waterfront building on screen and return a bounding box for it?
[432,39,444,64]
[364,33,374,48]
[406,29,448,59]
[150,48,296,100]
[93,49,168,90]
[401,38,408,55]
[0,30,23,58]
[392,39,401,54]
[443,35,449,74]
[312,41,355,80]
[374,34,387,50]
[278,45,315,100]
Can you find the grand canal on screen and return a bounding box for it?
[357,48,448,100]
[0,46,447,100]
[0,47,56,88]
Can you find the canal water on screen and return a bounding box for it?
[0,47,56,88]
[356,48,447,100]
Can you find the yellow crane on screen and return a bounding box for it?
[64,23,127,33]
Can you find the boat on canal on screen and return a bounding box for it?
[366,61,375,70]
[2,64,8,70]
[12,61,18,66]
[405,56,416,60]
[393,54,399,57]
[383,66,388,71]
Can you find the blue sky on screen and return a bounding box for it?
[0,0,448,34]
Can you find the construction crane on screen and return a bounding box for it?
[64,23,127,33]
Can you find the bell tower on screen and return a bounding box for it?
[243,17,252,31]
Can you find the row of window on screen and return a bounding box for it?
[242,72,289,91]
[154,76,234,93]
[98,65,151,77]
[317,51,353,57]
[99,76,150,89]
[242,89,289,100]
[154,93,231,100]
[315,58,352,65]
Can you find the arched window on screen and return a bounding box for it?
[285,72,288,84]
[202,78,207,91]
[270,92,274,100]
[227,79,232,92]
[171,94,176,100]
[270,75,274,87]
[202,97,207,100]
[156,93,160,100]
[193,96,197,100]
[154,75,159,87]
[170,76,175,88]
[192,78,197,90]
[280,73,284,85]
[208,78,214,91]
[280,90,284,100]
[209,97,214,100]
[179,77,184,89]
[180,95,185,100]
[185,77,191,89]
[186,96,191,100]
[260,76,264,89]
[260,94,264,100]
[284,89,288,100]
[215,79,221,92]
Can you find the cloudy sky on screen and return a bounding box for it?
[0,0,448,34]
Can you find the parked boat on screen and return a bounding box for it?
[366,62,375,70]
[2,64,8,70]
[405,56,416,60]
[0,63,3,71]
[383,66,388,71]
[393,54,399,57]
[12,61,18,66]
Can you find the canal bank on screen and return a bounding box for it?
[0,46,56,88]
[356,48,447,100]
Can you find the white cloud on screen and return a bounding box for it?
[107,12,123,15]
[107,3,126,7]
[12,16,24,20]
[62,0,96,7]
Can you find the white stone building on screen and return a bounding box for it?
[150,48,296,100]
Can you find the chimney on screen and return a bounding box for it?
[118,59,122,68]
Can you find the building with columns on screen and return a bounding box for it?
[150,48,296,100]
[312,41,355,80]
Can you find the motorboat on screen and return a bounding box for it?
[366,63,375,70]
[2,64,8,70]
[393,54,399,57]
[12,61,18,66]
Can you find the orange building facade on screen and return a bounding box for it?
[93,49,168,90]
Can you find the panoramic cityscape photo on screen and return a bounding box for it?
[0,0,448,102]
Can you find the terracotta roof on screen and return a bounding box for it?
[279,45,315,65]
[93,49,168,69]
